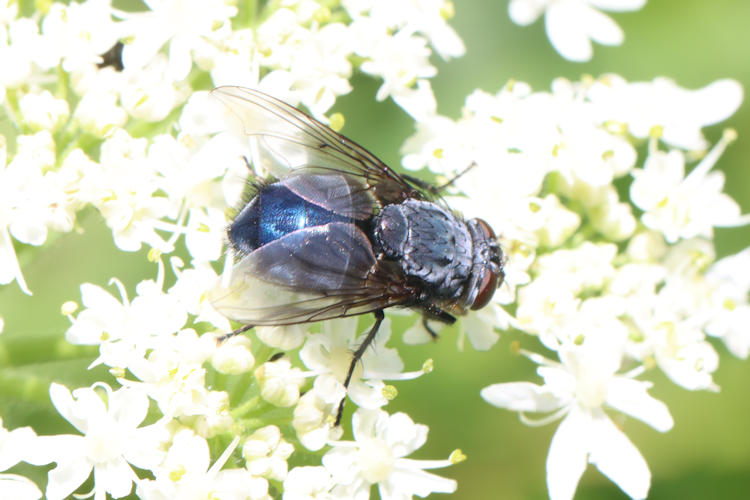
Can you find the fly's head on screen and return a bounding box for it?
[463,218,505,311]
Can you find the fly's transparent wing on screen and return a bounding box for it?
[210,222,411,325]
[280,171,376,220]
[211,86,425,208]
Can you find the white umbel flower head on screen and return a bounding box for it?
[482,332,673,500]
[630,131,747,243]
[323,408,458,499]
[508,0,647,62]
[116,0,237,81]
[26,383,168,500]
[137,428,270,500]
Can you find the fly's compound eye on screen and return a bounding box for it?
[471,270,498,311]
[475,218,496,240]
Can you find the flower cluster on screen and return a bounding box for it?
[400,73,748,498]
[1,1,465,499]
[0,1,748,500]
[508,0,647,62]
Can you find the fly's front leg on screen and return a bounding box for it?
[403,162,477,196]
[421,304,456,340]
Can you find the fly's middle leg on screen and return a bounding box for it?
[335,309,385,426]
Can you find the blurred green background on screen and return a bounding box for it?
[1,0,749,499]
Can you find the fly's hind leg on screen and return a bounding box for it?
[217,323,255,344]
[335,309,385,426]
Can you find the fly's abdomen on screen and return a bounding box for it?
[229,182,352,255]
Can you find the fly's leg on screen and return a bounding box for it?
[335,309,385,426]
[421,305,456,340]
[403,162,477,196]
[217,323,255,344]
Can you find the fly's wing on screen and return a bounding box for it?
[211,86,426,213]
[280,171,376,220]
[209,222,410,325]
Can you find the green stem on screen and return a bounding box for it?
[231,395,263,418]
[0,336,98,368]
[228,372,254,407]
[0,370,56,405]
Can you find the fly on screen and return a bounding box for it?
[209,87,505,424]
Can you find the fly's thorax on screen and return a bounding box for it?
[373,199,473,301]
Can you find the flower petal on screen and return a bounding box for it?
[383,466,457,498]
[583,7,624,45]
[546,407,590,500]
[481,382,565,413]
[588,414,650,500]
[107,386,149,430]
[0,474,42,500]
[45,456,92,500]
[607,378,674,432]
[508,0,548,26]
[589,0,647,12]
[546,2,593,62]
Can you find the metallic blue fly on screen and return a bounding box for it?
[210,87,505,424]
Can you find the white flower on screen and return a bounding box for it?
[287,22,354,117]
[168,259,231,331]
[583,185,637,241]
[73,90,128,137]
[65,273,187,369]
[148,131,240,215]
[0,416,42,499]
[211,334,256,374]
[0,417,37,471]
[119,54,185,121]
[588,75,743,150]
[300,317,417,409]
[516,276,580,341]
[353,21,437,101]
[323,408,457,499]
[12,130,56,172]
[123,330,232,433]
[535,242,618,294]
[254,11,354,117]
[283,466,335,500]
[18,90,70,131]
[630,132,747,244]
[293,375,345,451]
[703,248,750,358]
[255,324,310,350]
[40,0,120,73]
[1,18,56,92]
[117,0,237,81]
[481,332,673,500]
[629,298,720,391]
[242,425,294,481]
[93,129,174,252]
[27,383,168,500]
[509,0,647,62]
[254,356,307,408]
[0,474,42,500]
[343,0,465,60]
[137,428,270,500]
[529,194,582,248]
[184,206,227,261]
[197,28,257,86]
